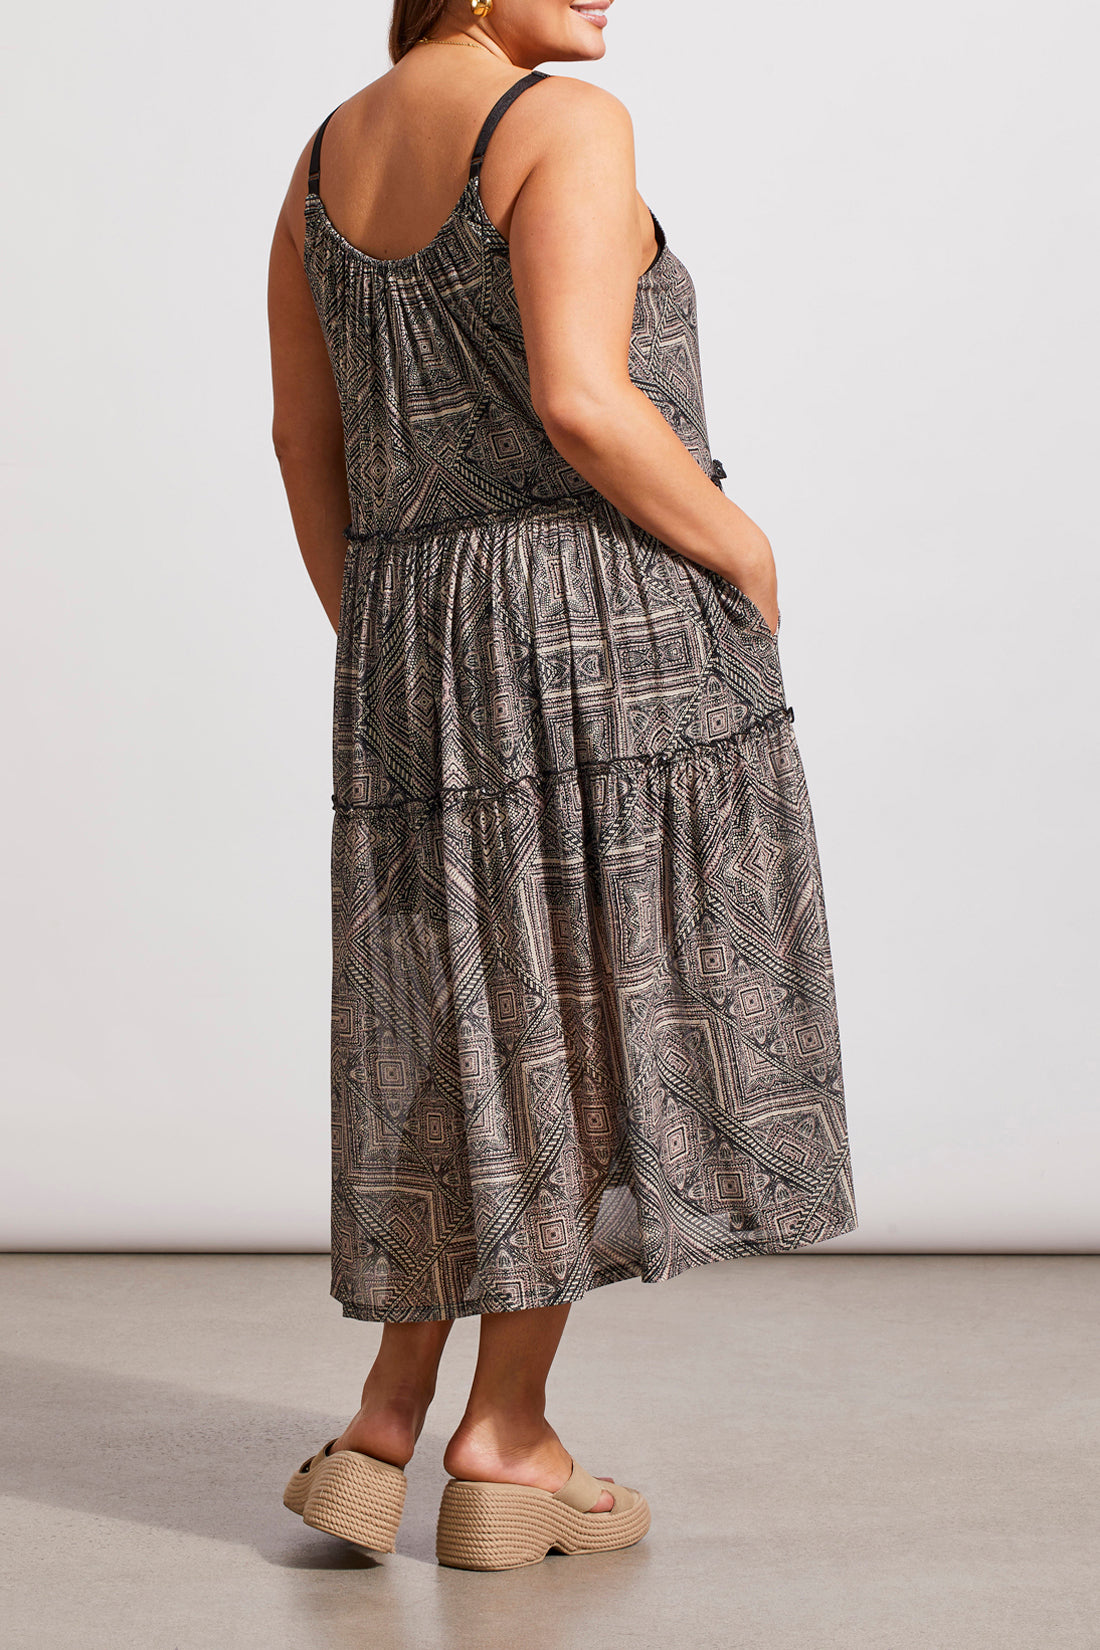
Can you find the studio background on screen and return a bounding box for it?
[2,0,1096,1250]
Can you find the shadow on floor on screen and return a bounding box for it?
[0,1351,451,1567]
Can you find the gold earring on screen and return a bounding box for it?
[471,0,493,16]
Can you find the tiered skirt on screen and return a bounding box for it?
[328,494,857,1321]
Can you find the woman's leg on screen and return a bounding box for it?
[442,1304,615,1512]
[333,1318,454,1469]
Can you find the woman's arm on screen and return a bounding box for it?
[268,147,350,634]
[508,80,778,633]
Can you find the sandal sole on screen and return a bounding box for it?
[283,1448,407,1552]
[436,1478,651,1571]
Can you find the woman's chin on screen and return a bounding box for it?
[554,35,609,62]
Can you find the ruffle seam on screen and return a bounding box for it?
[331,702,794,813]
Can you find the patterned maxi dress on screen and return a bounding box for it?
[303,70,858,1323]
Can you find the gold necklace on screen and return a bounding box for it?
[416,35,489,49]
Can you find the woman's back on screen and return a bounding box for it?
[303,67,721,542]
[297,55,658,269]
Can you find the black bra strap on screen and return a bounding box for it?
[469,70,550,179]
[307,108,339,197]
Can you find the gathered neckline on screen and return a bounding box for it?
[305,170,669,282]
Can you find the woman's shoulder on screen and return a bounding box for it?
[501,71,636,161]
[529,72,632,127]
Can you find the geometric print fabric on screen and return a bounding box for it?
[305,71,857,1321]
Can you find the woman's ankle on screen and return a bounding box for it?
[443,1412,562,1481]
[334,1397,425,1468]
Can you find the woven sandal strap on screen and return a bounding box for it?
[552,1460,606,1512]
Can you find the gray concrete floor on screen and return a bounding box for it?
[1,1255,1097,1650]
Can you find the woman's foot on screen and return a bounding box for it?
[443,1415,615,1512]
[332,1319,454,1470]
[332,1397,426,1470]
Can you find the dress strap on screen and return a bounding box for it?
[307,108,340,197]
[469,70,550,180]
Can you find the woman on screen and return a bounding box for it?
[269,0,857,1571]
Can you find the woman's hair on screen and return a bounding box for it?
[390,0,450,63]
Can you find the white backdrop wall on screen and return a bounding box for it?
[1,1,1096,1249]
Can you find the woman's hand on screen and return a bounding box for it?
[723,536,779,636]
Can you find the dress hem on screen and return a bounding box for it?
[331,1209,859,1324]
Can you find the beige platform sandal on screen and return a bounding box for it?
[283,1438,408,1552]
[435,1458,651,1571]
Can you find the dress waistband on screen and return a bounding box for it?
[343,489,602,545]
[342,457,729,544]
